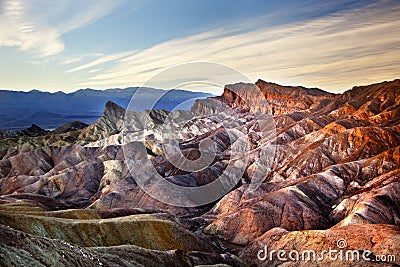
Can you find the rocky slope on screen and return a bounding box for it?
[0,124,48,139]
[0,79,399,266]
[0,121,88,140]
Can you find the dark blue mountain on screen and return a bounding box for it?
[0,87,212,130]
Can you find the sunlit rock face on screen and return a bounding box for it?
[0,79,399,266]
[240,224,400,266]
[203,80,400,246]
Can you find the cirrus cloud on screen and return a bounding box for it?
[0,0,123,57]
[75,0,400,92]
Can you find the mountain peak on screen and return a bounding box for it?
[255,79,329,96]
[105,100,124,111]
[27,123,45,133]
[213,80,333,115]
[103,101,126,124]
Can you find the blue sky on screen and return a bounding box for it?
[0,0,399,93]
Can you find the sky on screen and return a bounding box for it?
[0,0,399,94]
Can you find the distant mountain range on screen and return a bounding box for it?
[0,87,212,130]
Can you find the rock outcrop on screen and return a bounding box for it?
[240,224,400,266]
[0,124,48,140]
[0,222,244,267]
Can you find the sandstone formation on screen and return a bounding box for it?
[240,224,399,266]
[0,223,244,267]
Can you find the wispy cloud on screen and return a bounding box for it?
[76,0,400,92]
[55,1,124,34]
[62,53,104,65]
[88,68,102,73]
[0,0,123,57]
[0,0,64,56]
[63,57,84,65]
[66,50,136,72]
